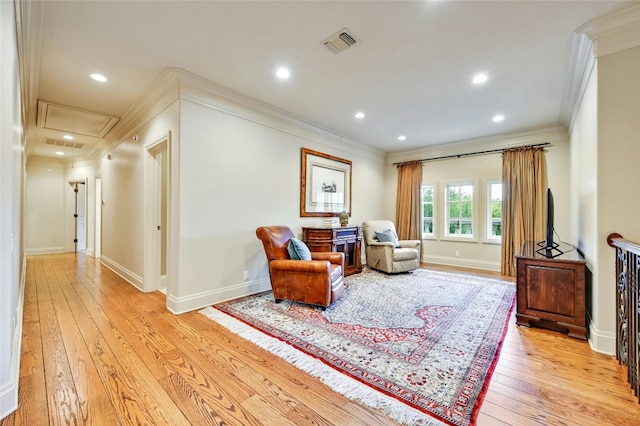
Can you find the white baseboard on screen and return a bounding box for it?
[166,279,271,314]
[588,323,615,355]
[100,256,144,292]
[25,246,66,255]
[0,256,26,420]
[423,255,500,272]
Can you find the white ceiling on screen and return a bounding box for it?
[26,0,638,159]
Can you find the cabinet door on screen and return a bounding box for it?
[526,265,576,319]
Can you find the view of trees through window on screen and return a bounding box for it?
[421,182,502,241]
[489,182,503,238]
[421,185,434,235]
[446,184,473,236]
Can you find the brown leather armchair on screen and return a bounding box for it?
[256,226,345,309]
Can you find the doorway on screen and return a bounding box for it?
[144,134,170,293]
[70,181,86,252]
[95,177,102,258]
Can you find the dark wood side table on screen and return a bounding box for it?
[515,241,590,340]
[302,226,362,276]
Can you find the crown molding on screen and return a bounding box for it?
[86,68,181,162]
[87,67,385,164]
[174,68,386,163]
[562,33,597,135]
[576,4,640,58]
[15,0,45,157]
[386,125,568,165]
[560,4,640,135]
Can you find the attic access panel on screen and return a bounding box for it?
[37,100,119,138]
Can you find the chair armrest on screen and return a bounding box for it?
[367,241,396,248]
[311,251,345,266]
[270,259,330,274]
[399,240,421,249]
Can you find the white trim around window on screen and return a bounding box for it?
[441,180,478,242]
[421,183,436,240]
[484,179,503,244]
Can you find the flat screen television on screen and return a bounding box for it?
[536,188,563,258]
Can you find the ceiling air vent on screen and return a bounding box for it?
[43,137,85,149]
[321,28,359,54]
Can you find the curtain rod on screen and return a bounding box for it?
[393,142,551,165]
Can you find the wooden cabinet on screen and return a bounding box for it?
[302,226,362,276]
[515,241,590,340]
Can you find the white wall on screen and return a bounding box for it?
[570,60,598,339]
[99,100,180,290]
[25,158,66,254]
[594,46,640,353]
[0,0,24,418]
[167,94,387,312]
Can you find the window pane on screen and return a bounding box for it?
[461,185,473,198]
[445,183,474,238]
[449,220,460,234]
[461,222,472,235]
[461,202,472,218]
[487,182,502,239]
[423,187,433,202]
[449,187,459,201]
[421,184,434,236]
[491,201,501,218]
[491,183,502,200]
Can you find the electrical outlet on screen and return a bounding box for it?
[455,251,460,257]
[243,271,249,281]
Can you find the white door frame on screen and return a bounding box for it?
[67,178,88,253]
[95,176,102,259]
[143,132,171,293]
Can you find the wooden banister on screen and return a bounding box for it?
[607,233,640,403]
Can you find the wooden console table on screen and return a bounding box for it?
[302,226,362,276]
[515,241,590,340]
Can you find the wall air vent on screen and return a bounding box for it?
[321,28,359,54]
[43,137,85,149]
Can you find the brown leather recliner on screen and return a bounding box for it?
[256,226,345,309]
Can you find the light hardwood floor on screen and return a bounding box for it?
[1,253,639,425]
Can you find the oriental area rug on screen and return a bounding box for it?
[200,268,516,426]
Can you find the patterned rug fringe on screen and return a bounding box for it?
[199,306,443,425]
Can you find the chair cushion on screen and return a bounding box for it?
[375,230,400,247]
[392,247,419,261]
[329,263,343,282]
[287,237,312,260]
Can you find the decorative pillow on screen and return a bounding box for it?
[287,237,312,260]
[375,230,400,248]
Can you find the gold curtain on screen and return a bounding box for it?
[501,146,546,276]
[395,161,423,243]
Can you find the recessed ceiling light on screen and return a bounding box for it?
[90,73,108,82]
[276,67,290,79]
[63,134,74,140]
[354,112,365,119]
[472,73,488,84]
[55,151,64,156]
[492,114,505,122]
[398,135,407,141]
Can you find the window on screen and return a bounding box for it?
[421,185,435,237]
[487,181,502,241]
[444,183,474,238]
